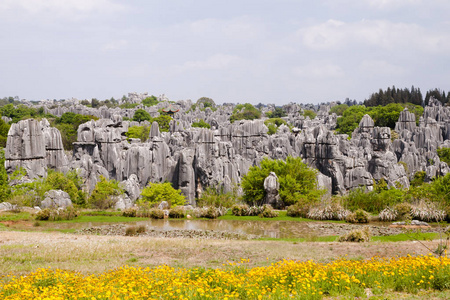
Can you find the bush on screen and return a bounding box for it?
[230,103,261,123]
[286,203,309,218]
[339,227,371,242]
[125,226,137,236]
[411,201,446,222]
[346,209,370,223]
[142,96,159,107]
[379,207,398,222]
[140,182,186,208]
[193,206,226,219]
[196,186,240,208]
[307,203,350,221]
[241,156,323,207]
[133,109,152,122]
[264,118,287,135]
[88,176,124,209]
[231,204,249,216]
[394,202,412,220]
[122,208,137,217]
[147,209,165,219]
[35,207,79,221]
[259,205,278,218]
[437,147,450,165]
[169,206,186,218]
[126,125,150,142]
[136,225,146,234]
[342,186,404,214]
[192,119,211,129]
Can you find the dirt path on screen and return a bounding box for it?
[0,230,444,275]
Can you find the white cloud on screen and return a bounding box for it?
[188,16,265,40]
[359,60,405,76]
[175,54,241,73]
[102,39,128,51]
[0,0,126,20]
[293,62,345,79]
[299,19,450,53]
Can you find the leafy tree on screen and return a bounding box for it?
[133,109,152,122]
[241,156,322,207]
[437,148,450,165]
[142,96,159,107]
[0,150,10,202]
[192,119,211,129]
[335,105,367,135]
[45,170,86,206]
[152,115,172,132]
[140,182,186,207]
[88,176,124,209]
[197,97,215,109]
[303,109,317,119]
[329,104,349,116]
[0,119,10,148]
[126,125,150,142]
[230,103,261,123]
[264,118,287,135]
[266,107,286,118]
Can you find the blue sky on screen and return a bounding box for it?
[1,0,449,104]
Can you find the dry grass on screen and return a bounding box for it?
[0,230,444,276]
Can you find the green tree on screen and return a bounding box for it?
[265,107,286,119]
[0,150,10,202]
[192,119,211,129]
[140,182,186,207]
[264,118,287,135]
[0,119,10,148]
[133,109,152,122]
[126,125,150,142]
[329,104,349,116]
[88,176,124,209]
[142,96,159,107]
[303,110,317,119]
[437,148,450,165]
[230,103,261,123]
[152,115,172,132]
[241,156,322,207]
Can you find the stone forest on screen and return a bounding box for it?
[2,89,450,299]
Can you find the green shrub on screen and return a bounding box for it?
[394,202,412,220]
[265,107,286,119]
[125,226,137,236]
[142,96,159,107]
[192,119,211,129]
[378,207,398,222]
[286,203,309,218]
[35,207,78,221]
[342,186,404,214]
[437,147,450,165]
[346,209,370,223]
[140,182,186,208]
[231,204,249,216]
[152,115,172,132]
[122,208,137,217]
[410,171,426,187]
[230,103,261,123]
[126,125,150,142]
[241,156,323,207]
[133,109,152,122]
[169,206,186,219]
[259,205,278,218]
[197,186,240,208]
[339,227,371,242]
[88,176,124,209]
[303,110,316,119]
[148,209,165,219]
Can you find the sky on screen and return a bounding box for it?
[0,0,449,105]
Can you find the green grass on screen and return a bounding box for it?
[0,211,32,221]
[372,232,439,242]
[217,210,345,223]
[56,215,149,223]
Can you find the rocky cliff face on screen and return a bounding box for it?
[5,98,450,206]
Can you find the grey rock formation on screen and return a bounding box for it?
[0,202,17,211]
[263,172,281,208]
[113,195,133,210]
[5,119,46,178]
[41,190,72,208]
[119,174,141,202]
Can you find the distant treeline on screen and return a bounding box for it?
[364,86,450,107]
